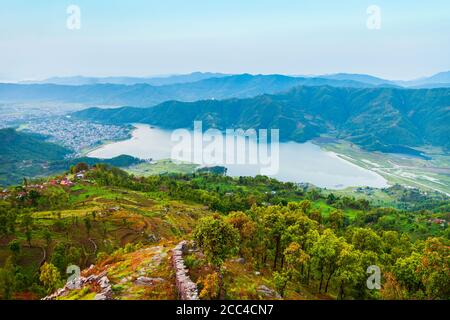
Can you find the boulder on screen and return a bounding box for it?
[257,285,282,299]
[134,276,165,286]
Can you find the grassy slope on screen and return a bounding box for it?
[2,165,448,300]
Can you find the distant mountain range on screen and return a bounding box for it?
[309,71,450,88]
[17,71,450,88]
[394,71,450,88]
[19,72,230,86]
[2,72,449,108]
[317,73,397,86]
[0,74,406,107]
[73,85,450,154]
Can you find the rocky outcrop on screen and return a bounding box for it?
[42,269,113,300]
[134,276,165,286]
[257,285,282,299]
[172,241,199,300]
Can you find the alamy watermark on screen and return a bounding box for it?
[366,5,381,30]
[366,265,381,290]
[170,121,280,175]
[66,5,81,30]
[66,264,81,289]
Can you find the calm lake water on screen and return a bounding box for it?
[88,124,388,189]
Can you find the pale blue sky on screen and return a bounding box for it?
[1,0,449,81]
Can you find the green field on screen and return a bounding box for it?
[317,139,450,195]
[126,159,199,176]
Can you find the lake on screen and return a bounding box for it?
[88,124,388,189]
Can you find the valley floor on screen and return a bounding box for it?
[317,140,450,195]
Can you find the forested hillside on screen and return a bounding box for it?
[0,129,142,185]
[0,164,448,300]
[74,86,450,152]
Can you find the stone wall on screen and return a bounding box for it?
[172,240,199,300]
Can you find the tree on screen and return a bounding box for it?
[298,200,312,214]
[417,237,450,299]
[25,229,32,247]
[351,228,381,253]
[20,213,33,248]
[193,215,239,268]
[8,239,21,263]
[283,214,318,246]
[273,271,289,297]
[71,162,89,174]
[335,244,363,299]
[261,207,286,270]
[225,211,256,258]
[394,252,423,296]
[43,229,52,249]
[39,262,62,294]
[309,210,322,224]
[329,210,345,231]
[0,257,16,299]
[283,241,310,284]
[51,243,68,274]
[380,272,405,300]
[311,229,344,293]
[0,204,17,236]
[198,272,221,300]
[326,193,337,205]
[84,216,92,236]
[193,215,239,299]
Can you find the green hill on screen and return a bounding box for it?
[0,129,142,186]
[74,85,450,152]
[0,165,447,300]
[0,128,70,162]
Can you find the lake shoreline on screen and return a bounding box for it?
[87,123,389,190]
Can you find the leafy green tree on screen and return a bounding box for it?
[311,229,344,293]
[335,244,363,299]
[43,229,52,249]
[309,210,322,224]
[329,210,345,231]
[417,237,450,299]
[193,215,239,267]
[326,193,337,205]
[84,216,92,236]
[394,252,423,295]
[51,242,67,274]
[351,228,382,253]
[273,271,289,297]
[39,262,62,294]
[0,203,17,236]
[0,257,16,299]
[193,215,239,299]
[21,212,33,234]
[8,239,21,263]
[283,241,310,284]
[71,162,89,174]
[225,211,256,258]
[261,207,286,270]
[25,229,32,247]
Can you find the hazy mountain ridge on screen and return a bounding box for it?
[73,85,450,153]
[18,71,450,88]
[0,74,392,107]
[3,72,449,108]
[19,72,230,86]
[315,71,450,88]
